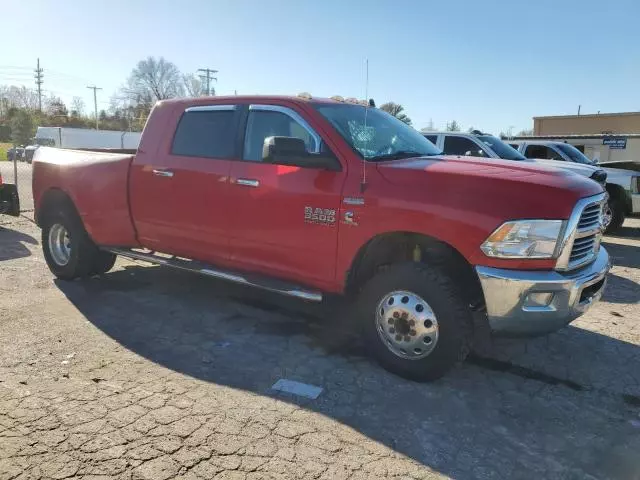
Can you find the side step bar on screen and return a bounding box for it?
[104,248,323,302]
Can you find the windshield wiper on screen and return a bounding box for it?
[367,150,437,162]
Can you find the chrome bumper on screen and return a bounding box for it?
[476,247,611,336]
[631,193,640,214]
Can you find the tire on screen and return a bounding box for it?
[42,207,103,280]
[604,195,625,234]
[91,251,117,276]
[357,262,473,382]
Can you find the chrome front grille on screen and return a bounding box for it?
[577,203,602,230]
[567,200,603,269]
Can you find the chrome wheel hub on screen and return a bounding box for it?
[48,224,72,266]
[376,291,439,360]
[602,202,613,229]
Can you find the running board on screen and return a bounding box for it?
[104,248,323,302]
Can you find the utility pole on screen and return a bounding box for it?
[34,58,44,112]
[197,67,218,96]
[86,85,102,130]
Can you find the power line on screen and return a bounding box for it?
[34,58,44,112]
[197,67,218,96]
[87,85,103,130]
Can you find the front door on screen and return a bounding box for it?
[130,104,240,265]
[227,104,344,287]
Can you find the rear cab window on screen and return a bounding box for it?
[172,106,237,158]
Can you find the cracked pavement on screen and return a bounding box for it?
[1,216,639,479]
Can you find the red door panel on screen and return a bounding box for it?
[228,162,343,287]
[129,157,232,265]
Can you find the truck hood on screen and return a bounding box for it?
[376,155,603,219]
[530,158,597,177]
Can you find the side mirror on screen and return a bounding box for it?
[262,136,340,171]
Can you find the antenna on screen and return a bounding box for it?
[361,59,369,194]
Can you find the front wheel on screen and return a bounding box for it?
[357,263,473,382]
[42,208,113,280]
[603,196,625,234]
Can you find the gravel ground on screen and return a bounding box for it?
[1,215,639,480]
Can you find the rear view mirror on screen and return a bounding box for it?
[262,136,340,171]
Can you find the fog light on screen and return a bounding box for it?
[524,292,554,307]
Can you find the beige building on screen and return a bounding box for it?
[519,111,640,163]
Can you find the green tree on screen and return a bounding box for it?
[10,110,34,146]
[446,120,460,132]
[379,102,412,125]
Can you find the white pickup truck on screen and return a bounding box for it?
[510,140,640,231]
[424,131,621,232]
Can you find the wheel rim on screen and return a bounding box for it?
[48,223,72,266]
[602,202,613,230]
[376,290,439,360]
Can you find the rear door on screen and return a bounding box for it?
[130,104,241,265]
[227,104,344,287]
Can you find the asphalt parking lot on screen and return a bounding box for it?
[1,214,639,480]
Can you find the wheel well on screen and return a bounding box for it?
[36,189,78,227]
[606,184,631,215]
[345,232,484,307]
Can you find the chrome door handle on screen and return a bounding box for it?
[236,178,259,188]
[152,169,174,178]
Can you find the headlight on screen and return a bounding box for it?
[481,220,564,259]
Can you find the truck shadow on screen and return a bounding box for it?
[0,225,37,261]
[55,264,640,479]
[604,240,640,269]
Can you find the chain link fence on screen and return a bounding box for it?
[1,156,34,214]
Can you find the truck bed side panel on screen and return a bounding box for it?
[33,147,139,247]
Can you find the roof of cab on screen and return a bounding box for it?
[157,95,346,108]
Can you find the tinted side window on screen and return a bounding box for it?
[172,110,236,158]
[525,145,563,160]
[443,136,488,157]
[424,135,437,144]
[243,110,316,162]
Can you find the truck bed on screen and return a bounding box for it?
[33,147,140,247]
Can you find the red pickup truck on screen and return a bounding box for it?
[32,95,610,381]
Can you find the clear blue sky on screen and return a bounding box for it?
[3,0,640,134]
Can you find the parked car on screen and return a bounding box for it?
[32,95,610,381]
[426,131,622,232]
[510,140,640,231]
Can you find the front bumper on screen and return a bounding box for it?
[631,193,640,214]
[0,183,20,217]
[476,247,611,336]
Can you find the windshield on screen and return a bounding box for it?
[555,143,597,165]
[477,135,526,161]
[315,103,442,161]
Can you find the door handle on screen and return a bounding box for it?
[236,178,259,188]
[152,169,174,178]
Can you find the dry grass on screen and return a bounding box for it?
[0,143,11,162]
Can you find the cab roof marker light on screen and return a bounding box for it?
[330,95,345,102]
[297,92,312,100]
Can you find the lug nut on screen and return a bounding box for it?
[393,312,400,319]
[409,319,415,326]
[389,327,395,334]
[388,318,394,325]
[401,312,408,320]
[410,330,416,336]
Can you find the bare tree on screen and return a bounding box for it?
[71,96,85,116]
[517,128,533,136]
[44,96,69,118]
[446,120,461,132]
[122,57,184,106]
[183,74,206,97]
[379,102,412,125]
[0,85,39,110]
